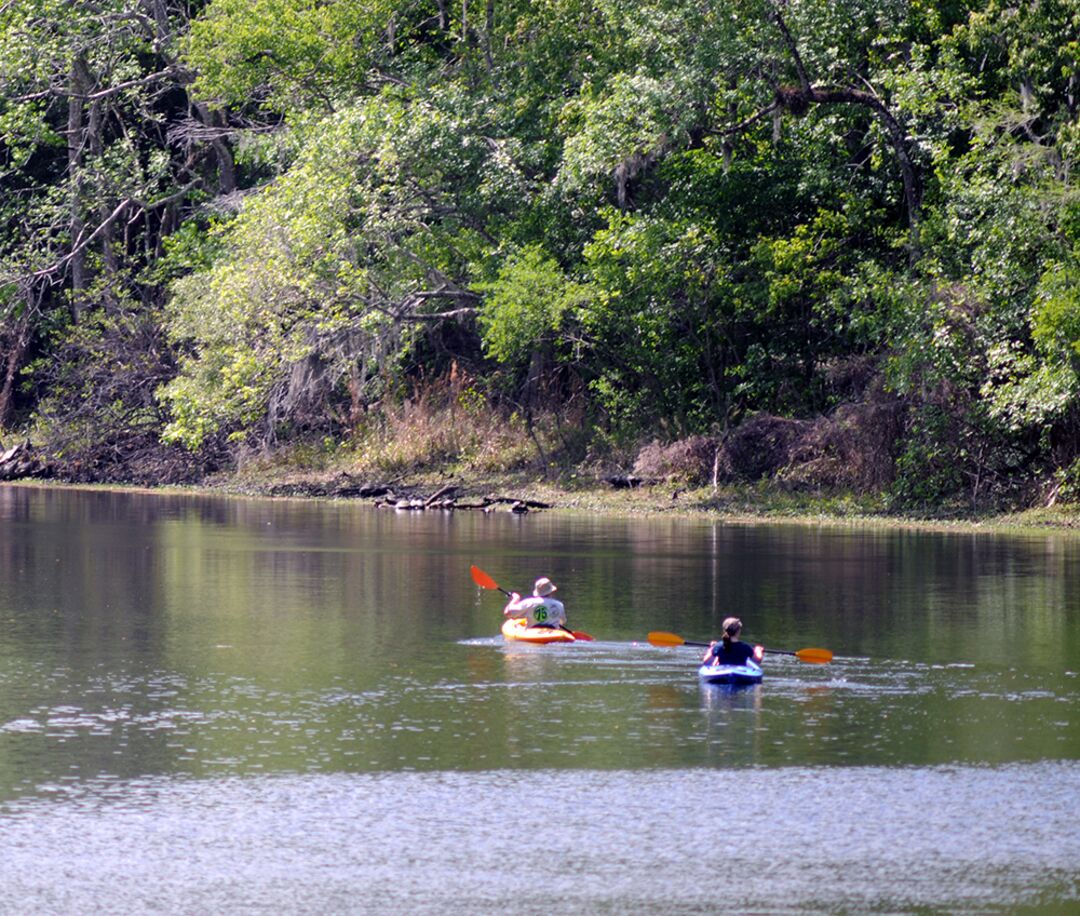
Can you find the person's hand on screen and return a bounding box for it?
[753,644,764,661]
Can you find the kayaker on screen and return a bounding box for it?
[703,617,764,666]
[503,577,568,630]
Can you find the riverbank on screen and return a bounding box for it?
[207,458,1080,533]
[7,465,1080,535]
[254,472,1080,534]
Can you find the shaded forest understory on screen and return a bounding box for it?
[3,0,1080,517]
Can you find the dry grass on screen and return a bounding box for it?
[347,373,545,476]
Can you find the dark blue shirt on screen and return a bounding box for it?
[709,641,756,666]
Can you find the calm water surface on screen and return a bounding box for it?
[1,485,1078,913]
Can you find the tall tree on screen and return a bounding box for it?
[0,0,228,425]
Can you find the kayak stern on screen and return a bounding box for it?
[501,618,576,644]
[697,660,763,685]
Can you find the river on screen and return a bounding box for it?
[1,485,1078,913]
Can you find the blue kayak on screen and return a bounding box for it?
[698,660,763,685]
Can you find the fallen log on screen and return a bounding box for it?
[482,495,553,509]
[0,441,41,481]
[424,484,458,506]
[336,483,394,498]
[603,475,643,489]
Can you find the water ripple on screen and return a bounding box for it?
[0,763,1076,913]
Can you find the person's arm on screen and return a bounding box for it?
[753,644,764,662]
[551,599,567,626]
[503,592,523,617]
[703,641,718,663]
[552,600,574,634]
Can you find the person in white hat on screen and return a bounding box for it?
[503,577,568,631]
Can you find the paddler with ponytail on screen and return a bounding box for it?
[703,617,764,667]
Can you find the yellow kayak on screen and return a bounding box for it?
[501,618,576,644]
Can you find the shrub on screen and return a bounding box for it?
[632,436,717,485]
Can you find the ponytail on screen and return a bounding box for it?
[721,616,743,648]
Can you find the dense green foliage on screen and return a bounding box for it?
[2,0,1079,509]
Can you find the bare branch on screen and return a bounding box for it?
[82,67,191,101]
[712,102,781,137]
[758,2,923,260]
[32,178,204,281]
[769,2,811,92]
[397,307,477,322]
[32,199,132,280]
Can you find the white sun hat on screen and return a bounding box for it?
[533,577,557,597]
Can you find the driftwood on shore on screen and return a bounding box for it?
[381,492,552,514]
[264,473,551,513]
[0,453,553,513]
[603,474,645,489]
[0,441,46,482]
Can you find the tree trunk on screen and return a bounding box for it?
[0,306,32,427]
[87,94,121,309]
[194,102,237,195]
[768,5,922,261]
[484,0,494,70]
[142,0,170,36]
[67,57,88,320]
[775,85,922,260]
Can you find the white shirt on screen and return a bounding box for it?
[504,595,567,628]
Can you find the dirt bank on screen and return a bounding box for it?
[7,466,1080,536]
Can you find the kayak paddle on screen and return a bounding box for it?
[647,630,832,664]
[470,565,595,641]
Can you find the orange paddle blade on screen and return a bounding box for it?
[647,631,686,647]
[470,565,499,590]
[571,631,595,642]
[794,648,833,664]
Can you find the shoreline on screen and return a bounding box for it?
[5,470,1080,536]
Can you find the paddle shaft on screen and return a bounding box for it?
[690,641,802,658]
[647,630,830,662]
[681,638,799,658]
